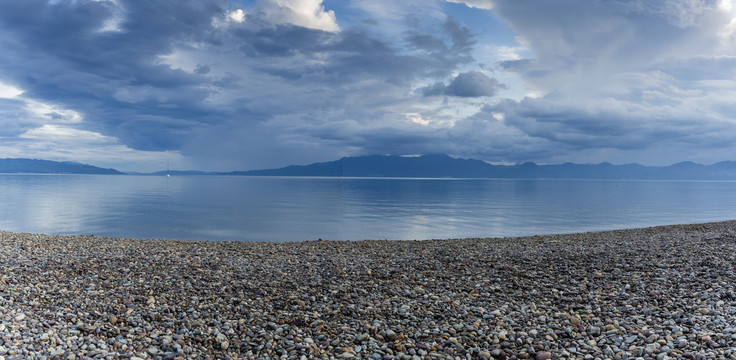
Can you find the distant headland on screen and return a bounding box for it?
[0,158,122,174]
[5,154,736,180]
[224,154,736,180]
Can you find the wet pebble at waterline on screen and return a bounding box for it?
[1,221,736,359]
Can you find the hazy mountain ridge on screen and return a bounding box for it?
[4,155,736,179]
[0,158,122,174]
[232,154,736,180]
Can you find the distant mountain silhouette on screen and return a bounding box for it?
[0,158,122,174]
[228,154,736,180]
[7,155,736,179]
[149,170,210,176]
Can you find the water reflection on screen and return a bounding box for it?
[0,175,735,241]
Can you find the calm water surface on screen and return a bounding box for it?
[0,175,735,241]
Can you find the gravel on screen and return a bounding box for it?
[1,221,735,359]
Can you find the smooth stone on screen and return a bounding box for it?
[587,326,601,336]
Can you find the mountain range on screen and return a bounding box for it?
[232,154,736,180]
[0,158,121,174]
[4,155,736,180]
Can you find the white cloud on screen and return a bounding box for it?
[352,0,445,21]
[494,1,736,96]
[90,0,126,33]
[446,0,494,10]
[466,0,736,164]
[24,99,83,123]
[5,124,185,172]
[156,50,199,73]
[227,9,246,23]
[255,0,339,32]
[405,112,431,126]
[0,88,184,171]
[0,82,23,99]
[485,45,525,61]
[20,124,111,142]
[657,0,715,28]
[720,0,734,12]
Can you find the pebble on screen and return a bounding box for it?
[147,346,159,356]
[0,221,735,359]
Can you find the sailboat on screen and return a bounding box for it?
[166,161,171,177]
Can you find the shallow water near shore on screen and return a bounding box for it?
[1,174,735,241]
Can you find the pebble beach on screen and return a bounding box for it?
[1,221,736,360]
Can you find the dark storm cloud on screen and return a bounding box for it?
[0,1,219,77]
[405,32,447,52]
[231,17,476,87]
[0,0,230,151]
[422,71,503,97]
[0,0,482,162]
[7,0,735,170]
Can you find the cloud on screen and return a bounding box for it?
[446,71,503,97]
[0,82,23,99]
[0,0,486,170]
[446,0,494,10]
[447,106,552,161]
[227,9,246,23]
[351,0,446,23]
[2,0,736,171]
[395,0,736,166]
[423,71,503,97]
[252,0,340,32]
[21,124,115,142]
[0,124,184,172]
[455,0,736,165]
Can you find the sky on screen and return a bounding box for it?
[1,0,736,172]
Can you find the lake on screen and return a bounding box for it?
[0,174,735,241]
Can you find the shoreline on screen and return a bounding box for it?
[1,221,735,359]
